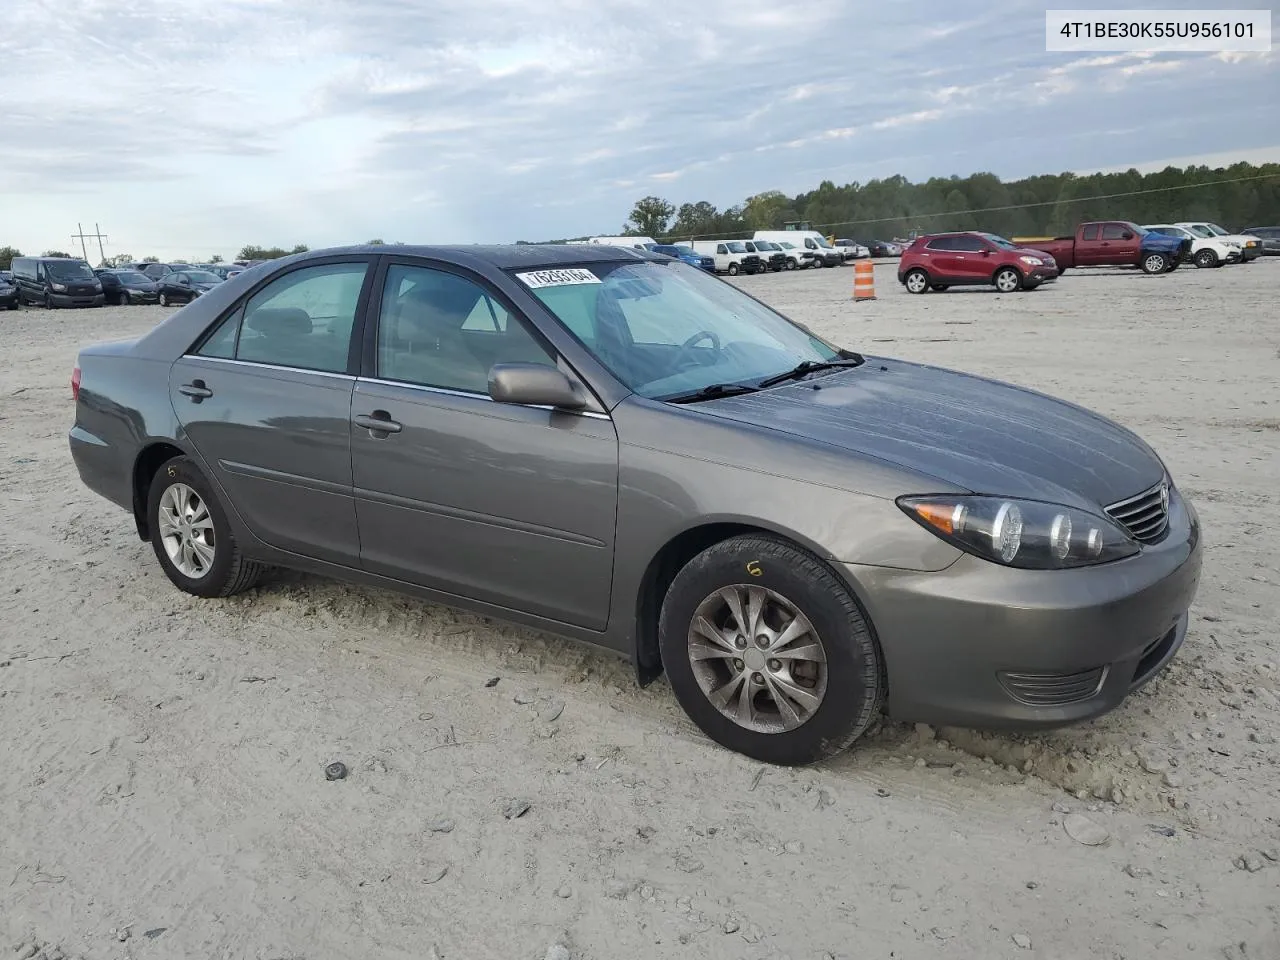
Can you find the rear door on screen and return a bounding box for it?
[1074,224,1103,265]
[168,257,375,566]
[922,236,962,278]
[350,259,619,630]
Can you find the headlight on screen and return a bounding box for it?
[1019,256,1043,266]
[897,495,1140,569]
[51,283,67,292]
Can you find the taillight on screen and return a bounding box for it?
[71,365,81,401]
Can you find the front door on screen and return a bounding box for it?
[169,259,374,565]
[1099,222,1140,264]
[350,261,619,630]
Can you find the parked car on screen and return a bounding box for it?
[95,269,161,305]
[1027,222,1188,274]
[689,240,765,276]
[1174,223,1263,263]
[833,240,870,260]
[858,239,902,258]
[0,274,19,310]
[898,232,1059,294]
[157,269,223,306]
[68,244,1202,765]
[753,231,843,268]
[743,241,788,272]
[772,240,817,270]
[651,244,716,272]
[141,262,196,281]
[1240,225,1280,255]
[11,256,104,307]
[1142,224,1240,268]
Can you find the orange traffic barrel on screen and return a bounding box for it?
[853,259,876,301]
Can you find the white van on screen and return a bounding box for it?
[753,230,843,267]
[689,240,765,275]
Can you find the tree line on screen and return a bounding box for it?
[582,161,1280,242]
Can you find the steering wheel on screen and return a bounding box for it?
[672,330,722,368]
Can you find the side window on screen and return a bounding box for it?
[195,308,241,359]
[1100,223,1128,240]
[952,236,984,252]
[925,238,955,251]
[804,239,816,249]
[717,244,727,255]
[376,264,553,394]
[1081,225,1099,241]
[233,262,367,373]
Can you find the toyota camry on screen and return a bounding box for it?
[68,244,1201,765]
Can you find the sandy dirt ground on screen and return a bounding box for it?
[2,259,1278,960]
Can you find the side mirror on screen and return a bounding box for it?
[981,249,992,256]
[179,276,190,285]
[1121,231,1133,239]
[488,362,586,410]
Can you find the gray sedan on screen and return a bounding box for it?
[68,244,1202,765]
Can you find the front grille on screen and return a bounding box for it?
[1105,481,1170,544]
[999,667,1106,706]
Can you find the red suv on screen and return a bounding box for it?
[898,232,1059,294]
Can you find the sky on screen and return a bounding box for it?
[2,0,1276,261]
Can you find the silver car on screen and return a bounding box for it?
[68,245,1202,765]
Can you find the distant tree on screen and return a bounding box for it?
[0,246,21,270]
[209,254,224,263]
[237,244,309,261]
[367,238,385,245]
[42,250,73,258]
[141,255,160,263]
[743,191,791,231]
[625,196,674,237]
[102,253,135,267]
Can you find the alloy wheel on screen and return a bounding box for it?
[995,269,1020,293]
[157,482,216,579]
[905,271,928,293]
[686,584,828,734]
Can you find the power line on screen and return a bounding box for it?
[659,172,1280,241]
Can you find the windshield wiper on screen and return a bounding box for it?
[756,355,865,389]
[664,382,762,404]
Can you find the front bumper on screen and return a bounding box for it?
[125,290,160,303]
[1239,242,1263,261]
[0,290,18,308]
[845,492,1202,729]
[51,292,105,308]
[1024,266,1059,285]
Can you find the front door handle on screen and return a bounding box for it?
[179,379,213,401]
[354,411,402,435]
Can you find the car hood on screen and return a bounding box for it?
[693,359,1165,510]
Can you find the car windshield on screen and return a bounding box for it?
[757,241,778,250]
[45,260,95,280]
[724,241,747,253]
[1184,224,1213,238]
[184,270,221,283]
[811,236,833,248]
[982,234,1018,249]
[520,260,841,399]
[115,271,149,284]
[777,241,798,250]
[1204,223,1230,236]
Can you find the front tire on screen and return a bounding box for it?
[118,291,130,306]
[727,262,740,276]
[159,291,169,306]
[785,258,797,270]
[658,535,883,765]
[1142,253,1167,274]
[904,268,929,294]
[1193,249,1218,268]
[147,456,264,598]
[994,266,1022,293]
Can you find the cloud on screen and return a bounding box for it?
[1,0,1276,256]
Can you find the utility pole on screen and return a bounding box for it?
[71,223,108,263]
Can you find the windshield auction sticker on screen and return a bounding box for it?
[515,268,602,288]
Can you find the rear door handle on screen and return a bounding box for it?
[354,411,402,435]
[178,379,213,400]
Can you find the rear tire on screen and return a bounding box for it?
[147,456,264,598]
[657,534,883,765]
[904,269,929,294]
[118,291,130,306]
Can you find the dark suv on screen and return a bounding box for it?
[898,232,1059,294]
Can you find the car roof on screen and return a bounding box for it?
[315,243,667,269]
